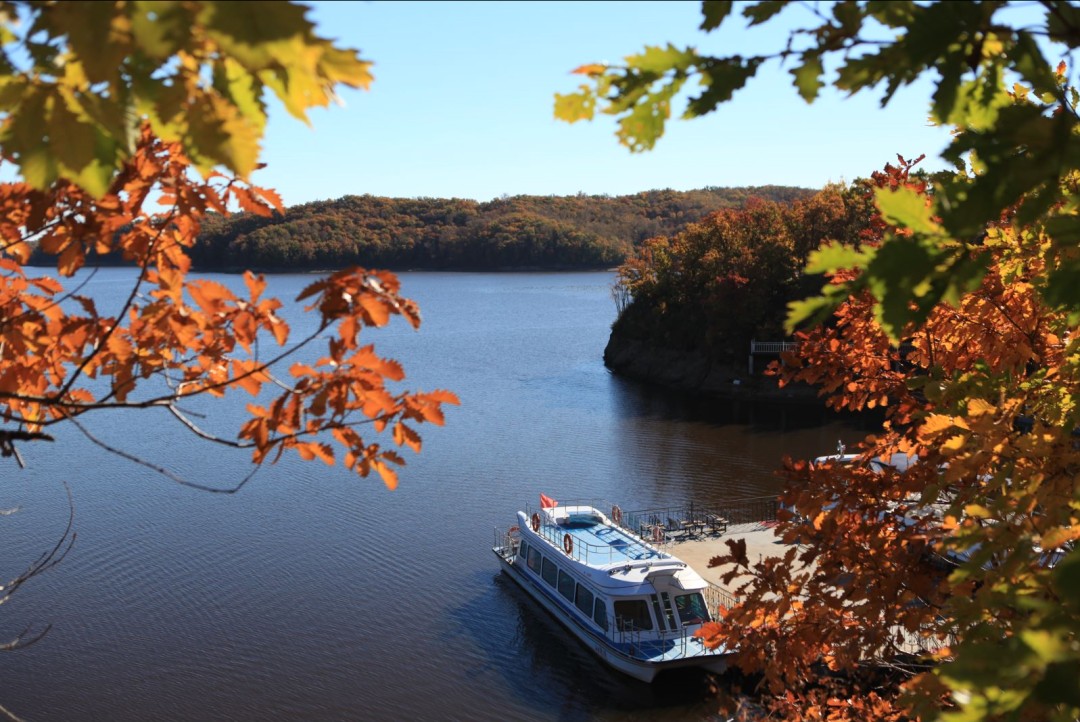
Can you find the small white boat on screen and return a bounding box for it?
[492,496,732,683]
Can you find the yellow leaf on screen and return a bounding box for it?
[921,413,958,436]
[941,434,967,454]
[1041,526,1080,550]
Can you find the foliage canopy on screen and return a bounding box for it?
[557,0,1080,337]
[0,0,457,492]
[559,2,1080,720]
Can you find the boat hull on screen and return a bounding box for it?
[494,548,729,683]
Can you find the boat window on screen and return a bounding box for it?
[575,585,594,617]
[541,557,558,587]
[518,541,530,562]
[660,591,677,629]
[650,596,667,632]
[593,599,608,631]
[527,546,541,572]
[557,569,575,601]
[614,599,653,631]
[560,513,601,529]
[675,593,710,625]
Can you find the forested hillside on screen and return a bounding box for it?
[607,181,875,370]
[187,186,811,270]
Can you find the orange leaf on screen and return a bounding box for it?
[231,186,274,217]
[230,359,264,396]
[372,460,399,490]
[188,279,236,313]
[243,270,266,303]
[358,294,390,326]
[572,63,606,76]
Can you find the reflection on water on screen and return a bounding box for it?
[0,270,869,721]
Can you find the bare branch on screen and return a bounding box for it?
[67,416,258,494]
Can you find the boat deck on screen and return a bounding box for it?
[549,520,663,566]
[617,632,721,663]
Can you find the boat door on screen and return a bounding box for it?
[646,572,681,632]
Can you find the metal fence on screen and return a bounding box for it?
[619,495,778,544]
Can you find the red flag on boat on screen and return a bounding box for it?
[539,493,558,509]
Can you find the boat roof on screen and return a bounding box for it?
[518,506,708,593]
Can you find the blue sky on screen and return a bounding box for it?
[255,1,955,207]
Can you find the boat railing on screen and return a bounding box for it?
[702,580,740,615]
[611,618,726,660]
[524,498,617,519]
[492,525,521,561]
[531,514,664,567]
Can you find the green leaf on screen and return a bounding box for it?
[865,0,917,29]
[741,1,786,27]
[201,1,372,124]
[1047,1,1080,40]
[616,76,686,152]
[1044,263,1080,311]
[864,238,939,337]
[554,87,596,123]
[874,186,941,234]
[1052,547,1080,604]
[785,280,855,333]
[214,57,267,135]
[183,93,261,178]
[943,72,1012,131]
[19,144,59,191]
[832,2,864,34]
[1007,32,1059,97]
[199,1,310,71]
[804,241,873,275]
[130,0,189,60]
[700,1,733,31]
[39,1,128,84]
[625,44,696,75]
[1020,629,1074,664]
[684,56,763,118]
[48,94,116,197]
[3,87,57,188]
[791,52,824,103]
[1033,661,1080,706]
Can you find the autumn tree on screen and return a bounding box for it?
[559,2,1080,720]
[0,0,459,655]
[612,185,866,363]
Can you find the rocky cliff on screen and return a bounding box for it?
[602,329,818,402]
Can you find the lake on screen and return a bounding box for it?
[0,269,865,721]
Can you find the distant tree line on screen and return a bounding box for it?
[181,186,811,271]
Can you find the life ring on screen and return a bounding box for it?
[563,533,573,555]
[508,525,519,533]
[531,513,540,532]
[652,525,664,543]
[611,505,622,525]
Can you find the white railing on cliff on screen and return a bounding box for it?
[748,339,798,374]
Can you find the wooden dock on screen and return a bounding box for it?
[665,520,947,657]
[662,521,798,598]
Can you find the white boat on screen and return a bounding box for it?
[492,496,732,683]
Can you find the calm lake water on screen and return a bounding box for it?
[0,269,866,721]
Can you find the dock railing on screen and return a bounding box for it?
[619,495,779,545]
